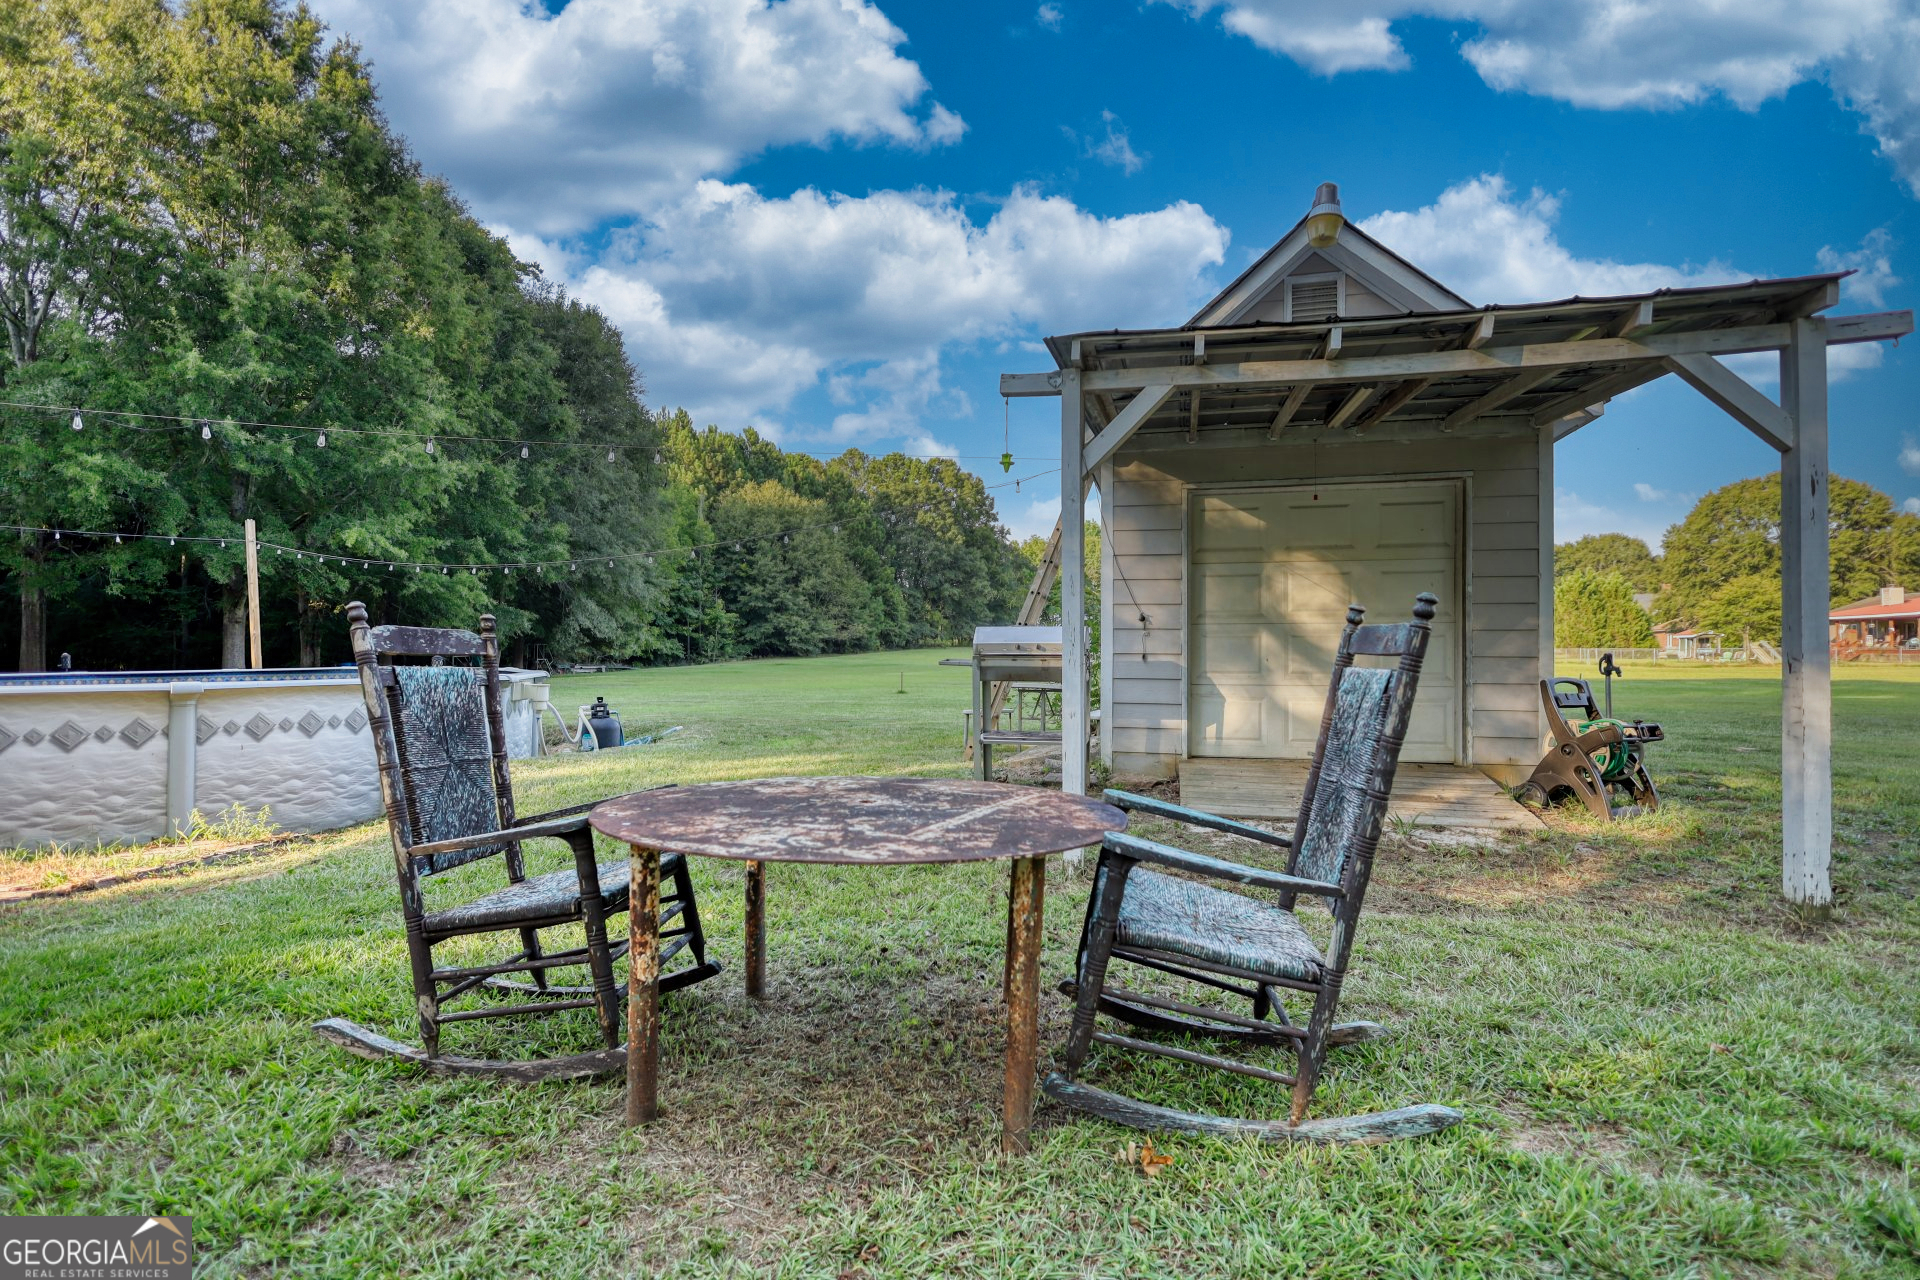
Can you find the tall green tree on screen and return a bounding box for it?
[1555,533,1661,591]
[1657,474,1920,627]
[1555,571,1654,647]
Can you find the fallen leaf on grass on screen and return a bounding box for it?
[1118,1139,1173,1178]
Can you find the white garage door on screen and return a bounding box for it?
[1187,481,1461,763]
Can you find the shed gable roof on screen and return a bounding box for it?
[1187,206,1470,328]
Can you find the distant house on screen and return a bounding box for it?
[1829,586,1920,651]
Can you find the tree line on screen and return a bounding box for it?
[1554,474,1920,648]
[0,0,1029,671]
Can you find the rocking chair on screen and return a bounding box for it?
[1043,594,1465,1144]
[313,603,722,1080]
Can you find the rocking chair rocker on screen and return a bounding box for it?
[1043,594,1465,1144]
[313,603,722,1080]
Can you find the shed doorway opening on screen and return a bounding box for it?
[1187,479,1463,763]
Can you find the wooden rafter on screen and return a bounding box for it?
[1351,378,1432,435]
[1326,385,1378,431]
[1438,367,1556,433]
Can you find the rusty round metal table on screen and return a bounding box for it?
[590,776,1125,1153]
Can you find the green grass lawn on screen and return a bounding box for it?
[4,651,1918,1277]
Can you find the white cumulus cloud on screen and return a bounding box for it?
[1357,175,1746,303]
[551,182,1227,430]
[1555,487,1672,547]
[1901,436,1920,475]
[1818,228,1902,307]
[1161,1,1920,197]
[317,0,964,235]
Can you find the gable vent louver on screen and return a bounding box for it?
[1289,277,1340,320]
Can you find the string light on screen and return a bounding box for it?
[520,444,529,459]
[316,431,327,448]
[424,438,434,454]
[2,398,1049,464]
[0,474,1047,575]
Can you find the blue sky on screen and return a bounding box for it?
[316,0,1919,547]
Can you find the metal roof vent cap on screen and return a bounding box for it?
[1306,182,1345,248]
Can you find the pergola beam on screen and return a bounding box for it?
[1527,365,1668,427]
[1266,384,1309,438]
[999,311,1911,400]
[1439,367,1554,433]
[1664,353,1794,451]
[1081,381,1176,474]
[1351,378,1431,435]
[1325,385,1378,431]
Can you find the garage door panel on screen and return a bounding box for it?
[1373,496,1452,550]
[1270,500,1354,550]
[1189,691,1267,750]
[1193,624,1263,677]
[1190,482,1461,763]
[1279,626,1343,679]
[1191,562,1264,622]
[1194,497,1269,550]
[1276,563,1350,619]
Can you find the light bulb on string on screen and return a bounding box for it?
[200,421,212,440]
[70,410,83,431]
[520,444,529,459]
[606,448,616,462]
[316,431,327,448]
[114,535,121,543]
[425,438,435,454]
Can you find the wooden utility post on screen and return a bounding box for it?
[1059,367,1088,798]
[1779,317,1832,913]
[244,518,263,670]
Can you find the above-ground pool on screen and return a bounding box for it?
[0,667,548,850]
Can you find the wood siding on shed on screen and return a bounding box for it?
[1103,429,1544,782]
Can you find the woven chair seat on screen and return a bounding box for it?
[1115,868,1325,984]
[423,855,680,934]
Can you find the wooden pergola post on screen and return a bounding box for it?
[1059,366,1089,798]
[1779,317,1832,912]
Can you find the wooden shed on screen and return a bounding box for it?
[1001,182,1912,909]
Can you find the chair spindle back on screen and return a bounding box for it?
[1284,593,1437,916]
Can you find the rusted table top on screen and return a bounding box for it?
[590,776,1124,864]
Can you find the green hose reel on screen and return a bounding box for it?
[1574,716,1645,782]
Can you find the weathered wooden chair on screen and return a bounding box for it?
[1044,594,1464,1143]
[313,603,721,1080]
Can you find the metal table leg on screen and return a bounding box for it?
[625,844,661,1125]
[745,859,767,1000]
[1001,854,1045,1155]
